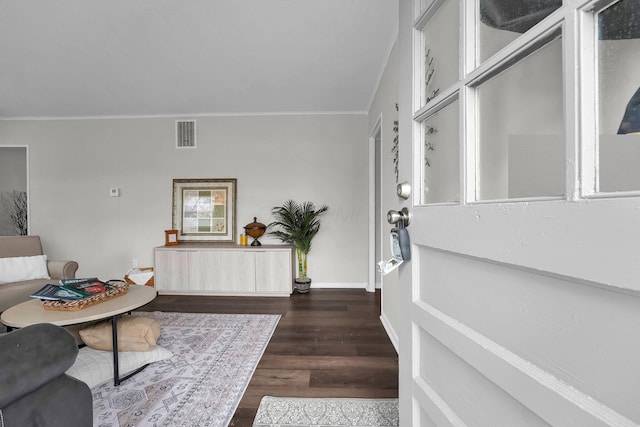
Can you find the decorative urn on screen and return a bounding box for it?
[244,217,266,246]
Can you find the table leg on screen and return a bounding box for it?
[111,313,149,387]
[112,315,120,386]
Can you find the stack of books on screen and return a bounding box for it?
[31,278,130,311]
[30,278,114,301]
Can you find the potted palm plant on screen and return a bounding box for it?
[268,200,329,293]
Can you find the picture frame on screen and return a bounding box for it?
[164,229,179,246]
[172,178,237,243]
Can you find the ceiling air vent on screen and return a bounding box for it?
[176,120,196,148]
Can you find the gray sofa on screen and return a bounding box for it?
[0,323,93,426]
[0,236,78,313]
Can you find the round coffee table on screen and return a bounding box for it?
[1,284,157,386]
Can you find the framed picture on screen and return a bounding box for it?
[164,229,179,246]
[172,178,237,243]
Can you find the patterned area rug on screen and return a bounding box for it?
[253,396,399,427]
[91,311,280,427]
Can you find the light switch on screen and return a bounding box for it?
[110,188,120,197]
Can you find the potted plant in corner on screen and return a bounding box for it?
[268,199,329,293]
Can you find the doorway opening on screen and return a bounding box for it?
[368,117,383,292]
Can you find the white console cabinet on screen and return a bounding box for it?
[154,244,293,296]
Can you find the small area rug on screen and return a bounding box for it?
[92,311,280,427]
[252,396,399,427]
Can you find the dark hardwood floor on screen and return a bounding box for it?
[139,289,399,426]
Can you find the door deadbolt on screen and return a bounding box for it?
[387,207,411,227]
[397,182,411,199]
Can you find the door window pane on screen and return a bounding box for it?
[478,0,561,63]
[421,0,459,108]
[422,100,460,204]
[597,0,640,192]
[476,37,564,201]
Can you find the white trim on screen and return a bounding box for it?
[461,0,476,205]
[158,291,290,297]
[25,145,30,236]
[461,85,476,205]
[0,111,368,121]
[309,282,367,289]
[564,6,581,201]
[414,0,447,30]
[368,115,383,293]
[413,377,467,427]
[414,300,637,426]
[413,87,459,123]
[578,0,603,197]
[380,312,399,353]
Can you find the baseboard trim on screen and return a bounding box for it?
[380,312,399,353]
[309,282,368,289]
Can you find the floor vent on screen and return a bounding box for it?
[176,120,196,148]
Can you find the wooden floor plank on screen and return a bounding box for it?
[249,368,311,387]
[257,354,398,371]
[140,288,398,427]
[238,385,399,406]
[309,368,399,389]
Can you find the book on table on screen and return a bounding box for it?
[31,278,114,301]
[30,284,86,301]
[59,278,112,297]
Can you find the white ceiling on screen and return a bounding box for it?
[0,0,398,119]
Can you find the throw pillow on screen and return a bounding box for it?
[0,255,50,284]
[79,316,160,352]
[66,345,173,389]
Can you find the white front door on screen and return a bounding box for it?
[397,0,640,425]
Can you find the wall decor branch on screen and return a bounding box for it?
[392,103,399,183]
[0,190,28,235]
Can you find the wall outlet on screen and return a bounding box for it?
[110,188,120,197]
[132,259,138,268]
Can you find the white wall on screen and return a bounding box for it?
[0,114,369,286]
[368,40,400,347]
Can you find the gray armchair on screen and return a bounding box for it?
[0,323,92,426]
[0,236,78,313]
